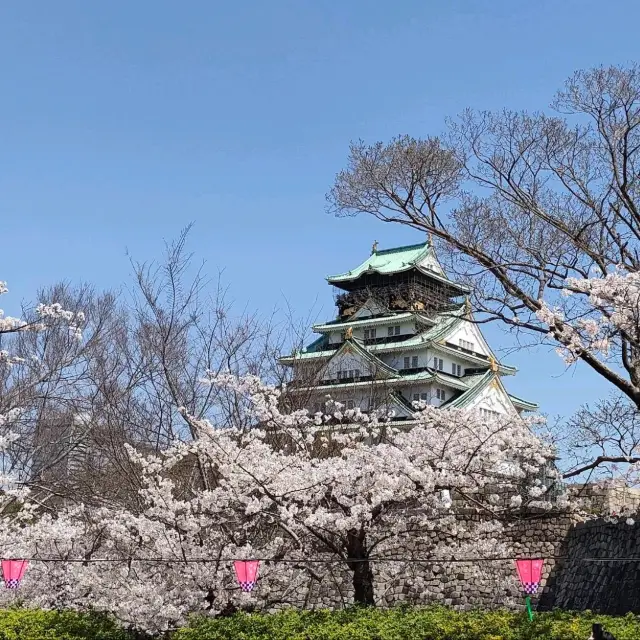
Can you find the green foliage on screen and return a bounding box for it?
[0,609,131,640]
[0,606,638,639]
[174,606,640,640]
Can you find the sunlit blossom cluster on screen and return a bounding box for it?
[536,269,640,365]
[0,281,84,340]
[36,303,85,341]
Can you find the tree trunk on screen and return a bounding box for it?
[352,558,375,606]
[346,529,375,606]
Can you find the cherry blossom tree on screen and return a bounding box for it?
[0,374,559,632]
[327,63,640,481]
[0,279,86,493]
[0,248,567,633]
[539,269,640,482]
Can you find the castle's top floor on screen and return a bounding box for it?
[327,240,469,295]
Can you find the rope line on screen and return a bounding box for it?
[3,555,640,564]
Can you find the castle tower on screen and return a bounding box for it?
[280,241,537,420]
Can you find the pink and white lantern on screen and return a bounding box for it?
[515,558,544,595]
[2,559,28,589]
[234,560,259,592]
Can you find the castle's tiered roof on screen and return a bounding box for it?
[281,239,537,417]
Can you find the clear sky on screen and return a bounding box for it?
[1,0,638,420]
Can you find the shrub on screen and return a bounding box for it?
[0,609,131,640]
[0,606,638,639]
[174,606,640,640]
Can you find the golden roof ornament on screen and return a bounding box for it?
[345,327,353,340]
[371,240,378,255]
[488,355,499,373]
[464,296,472,316]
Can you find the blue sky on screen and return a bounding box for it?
[1,0,637,420]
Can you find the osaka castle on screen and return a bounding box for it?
[280,240,537,421]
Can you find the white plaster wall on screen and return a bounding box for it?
[382,348,429,370]
[446,320,492,357]
[417,251,444,275]
[467,382,518,417]
[320,351,375,381]
[378,348,468,379]
[328,319,419,346]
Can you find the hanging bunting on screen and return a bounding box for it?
[234,560,260,592]
[515,558,544,621]
[2,559,28,589]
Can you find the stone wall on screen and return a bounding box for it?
[256,513,578,612]
[371,514,577,610]
[546,518,640,614]
[568,484,640,515]
[252,509,640,614]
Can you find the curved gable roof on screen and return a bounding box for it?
[321,338,399,379]
[327,242,468,292]
[444,371,538,413]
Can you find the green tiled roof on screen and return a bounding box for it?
[279,341,517,375]
[303,335,327,353]
[394,370,435,383]
[432,342,517,376]
[326,241,468,292]
[312,312,433,333]
[456,372,492,390]
[290,376,421,393]
[279,306,517,375]
[390,391,415,413]
[283,339,401,385]
[357,306,467,353]
[442,372,537,413]
[288,358,536,414]
[392,369,470,391]
[431,371,473,391]
[328,242,434,280]
[281,307,464,362]
[280,348,335,363]
[419,306,466,341]
[297,378,398,391]
[289,367,490,394]
[508,394,539,411]
[443,371,495,409]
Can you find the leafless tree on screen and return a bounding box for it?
[328,64,640,480]
[0,283,119,497]
[1,227,304,508]
[561,396,640,480]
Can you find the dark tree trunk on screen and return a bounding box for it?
[352,557,375,605]
[346,529,375,606]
